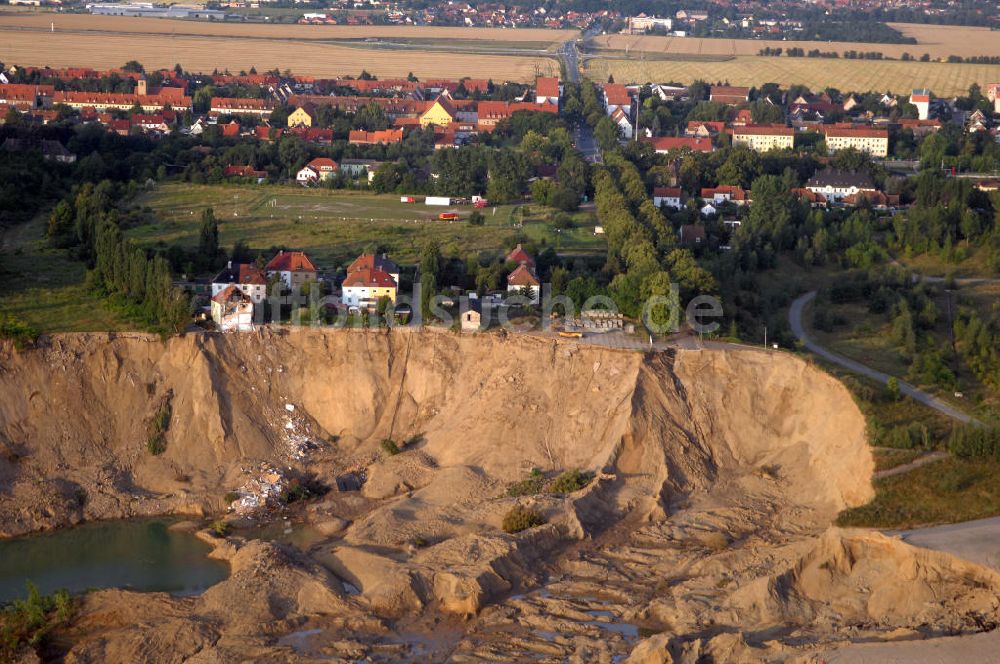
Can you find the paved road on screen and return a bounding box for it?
[560,30,602,164]
[891,515,1000,570]
[789,291,978,425]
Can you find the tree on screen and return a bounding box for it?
[122,60,144,73]
[47,200,75,247]
[198,208,219,271]
[886,376,901,401]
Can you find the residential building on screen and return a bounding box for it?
[653,186,682,209]
[988,84,1000,113]
[420,95,457,128]
[209,97,275,117]
[348,128,403,145]
[211,262,268,304]
[602,83,634,117]
[296,157,339,184]
[790,188,827,207]
[460,300,483,332]
[805,169,876,202]
[709,85,750,105]
[909,89,931,120]
[287,103,317,127]
[1,138,76,163]
[700,186,749,205]
[643,136,714,153]
[53,90,191,113]
[731,125,795,152]
[679,224,706,244]
[211,285,255,332]
[626,14,672,33]
[340,159,380,179]
[341,256,398,311]
[346,253,401,287]
[610,107,633,139]
[266,250,318,290]
[822,126,889,158]
[535,76,561,105]
[0,84,54,110]
[505,244,535,268]
[506,263,540,303]
[223,165,267,183]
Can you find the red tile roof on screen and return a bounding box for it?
[507,263,540,287]
[732,124,794,136]
[823,126,888,139]
[305,157,338,172]
[505,243,534,267]
[536,76,560,98]
[701,185,749,201]
[644,136,714,153]
[653,187,682,198]
[342,267,397,288]
[348,128,404,145]
[266,251,317,273]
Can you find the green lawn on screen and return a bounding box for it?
[129,183,604,268]
[0,214,135,333]
[890,246,997,279]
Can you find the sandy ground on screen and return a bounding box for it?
[1,328,998,661]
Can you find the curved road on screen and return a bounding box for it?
[789,291,978,425]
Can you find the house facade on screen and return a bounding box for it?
[823,126,889,157]
[265,250,318,290]
[731,125,795,152]
[653,186,682,209]
[341,268,398,310]
[211,262,268,303]
[297,157,339,184]
[211,285,255,332]
[805,169,876,202]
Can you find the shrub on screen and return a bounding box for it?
[411,536,429,548]
[146,399,172,456]
[0,315,40,350]
[379,438,401,457]
[146,432,166,455]
[550,469,594,494]
[502,505,546,533]
[209,520,230,538]
[223,491,240,505]
[0,582,76,661]
[948,425,1000,459]
[507,468,545,497]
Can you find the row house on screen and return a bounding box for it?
[210,97,275,117]
[822,125,889,158]
[348,128,404,145]
[643,136,715,153]
[0,84,54,110]
[53,90,192,112]
[731,124,795,152]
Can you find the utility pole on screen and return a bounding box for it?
[763,325,767,349]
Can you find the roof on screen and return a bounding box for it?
[213,262,267,286]
[701,185,749,201]
[342,267,397,289]
[644,136,714,153]
[210,97,275,111]
[347,253,400,276]
[266,251,317,273]
[823,126,888,139]
[911,88,931,102]
[505,243,534,267]
[806,169,876,190]
[709,85,750,101]
[507,263,540,287]
[653,187,682,198]
[679,224,707,242]
[733,124,794,136]
[428,95,457,117]
[305,157,338,171]
[790,188,827,204]
[603,83,633,107]
[536,76,560,98]
[348,128,404,144]
[211,284,252,304]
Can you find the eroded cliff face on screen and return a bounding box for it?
[13,329,984,664]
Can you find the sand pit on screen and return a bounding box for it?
[0,328,995,660]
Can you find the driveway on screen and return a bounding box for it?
[789,291,977,425]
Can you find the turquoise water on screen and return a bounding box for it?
[0,518,229,604]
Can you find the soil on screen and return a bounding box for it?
[1,327,998,662]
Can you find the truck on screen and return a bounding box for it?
[400,196,416,203]
[425,196,451,206]
[473,198,489,209]
[438,212,459,221]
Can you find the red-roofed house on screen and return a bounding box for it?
[296,157,338,184]
[505,243,535,268]
[653,187,682,209]
[210,97,275,117]
[211,261,268,303]
[266,250,318,290]
[341,268,398,310]
[535,76,561,105]
[790,188,827,207]
[221,120,241,137]
[223,165,268,183]
[709,86,750,105]
[347,253,400,285]
[507,263,540,303]
[701,186,749,205]
[822,125,889,157]
[348,128,404,145]
[643,136,715,153]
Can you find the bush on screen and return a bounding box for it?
[379,438,401,457]
[502,505,546,533]
[507,468,545,497]
[879,422,932,450]
[948,425,1000,458]
[146,432,166,455]
[468,210,485,226]
[549,469,594,493]
[0,314,40,349]
[209,520,230,538]
[0,582,75,661]
[146,399,172,456]
[223,491,240,505]
[280,476,328,504]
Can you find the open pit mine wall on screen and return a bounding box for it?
[0,328,872,530]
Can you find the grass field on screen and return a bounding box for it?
[592,22,1000,60]
[585,55,1000,97]
[129,183,604,268]
[0,14,565,80]
[0,214,135,333]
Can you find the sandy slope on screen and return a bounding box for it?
[0,328,997,661]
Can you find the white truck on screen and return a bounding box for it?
[424,196,451,206]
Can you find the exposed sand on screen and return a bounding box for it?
[0,328,996,661]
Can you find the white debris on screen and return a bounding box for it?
[285,403,296,412]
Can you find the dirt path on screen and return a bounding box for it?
[872,450,949,479]
[789,291,978,425]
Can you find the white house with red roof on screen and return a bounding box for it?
[535,76,561,105]
[909,89,931,120]
[341,252,399,311]
[653,186,682,209]
[211,261,269,304]
[507,264,541,304]
[296,157,339,184]
[211,285,255,332]
[265,250,318,290]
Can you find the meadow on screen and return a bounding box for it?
[0,14,565,80]
[585,55,1000,97]
[129,183,604,267]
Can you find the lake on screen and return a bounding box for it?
[0,518,229,604]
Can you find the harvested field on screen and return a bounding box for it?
[0,26,557,80]
[0,13,576,45]
[585,55,1000,97]
[592,22,1000,60]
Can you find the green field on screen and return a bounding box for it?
[130,183,604,268]
[0,214,135,333]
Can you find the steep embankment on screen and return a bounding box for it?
[0,329,869,538]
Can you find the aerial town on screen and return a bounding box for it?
[0,2,1000,663]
